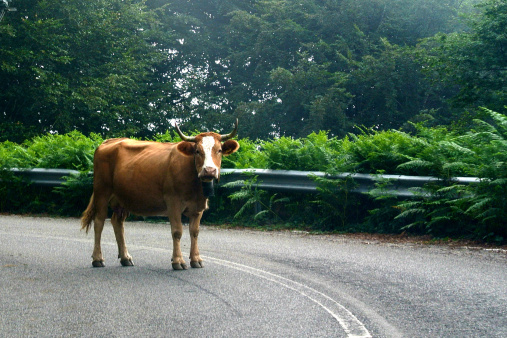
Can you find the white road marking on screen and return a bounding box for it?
[0,230,372,338]
[202,255,372,338]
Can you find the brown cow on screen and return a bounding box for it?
[81,120,240,270]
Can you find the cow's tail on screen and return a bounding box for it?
[81,193,95,234]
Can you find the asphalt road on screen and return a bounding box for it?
[0,215,506,337]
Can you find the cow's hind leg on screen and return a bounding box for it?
[111,207,133,266]
[91,197,109,267]
[188,212,204,268]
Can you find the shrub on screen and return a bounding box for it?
[26,131,103,171]
[386,109,507,242]
[0,141,35,168]
[0,110,505,243]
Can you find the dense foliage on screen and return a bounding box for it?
[1,109,505,243]
[1,0,505,242]
[2,0,505,141]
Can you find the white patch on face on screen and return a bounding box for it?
[201,136,218,171]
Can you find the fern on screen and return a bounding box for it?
[397,160,434,173]
[233,196,262,219]
[438,141,475,156]
[442,162,474,176]
[471,118,498,134]
[225,175,288,223]
[400,220,425,231]
[0,110,506,241]
[484,108,507,136]
[395,208,426,219]
[465,197,493,215]
[228,189,252,201]
[222,180,247,190]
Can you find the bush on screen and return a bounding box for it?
[0,141,34,168]
[27,131,103,171]
[0,110,506,243]
[381,109,507,242]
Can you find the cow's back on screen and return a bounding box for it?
[92,138,196,216]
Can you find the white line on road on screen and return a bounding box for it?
[203,255,372,338]
[113,243,372,337]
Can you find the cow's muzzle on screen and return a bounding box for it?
[199,166,218,182]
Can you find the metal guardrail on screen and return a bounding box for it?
[4,168,480,197]
[6,168,82,186]
[220,169,480,197]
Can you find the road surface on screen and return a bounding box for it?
[1,215,506,337]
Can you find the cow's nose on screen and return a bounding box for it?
[202,167,217,178]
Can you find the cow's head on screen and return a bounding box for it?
[175,119,240,182]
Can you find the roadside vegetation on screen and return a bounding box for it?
[1,0,505,243]
[1,108,505,244]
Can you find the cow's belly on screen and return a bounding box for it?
[110,168,170,215]
[128,203,168,217]
[113,197,167,216]
[112,192,168,216]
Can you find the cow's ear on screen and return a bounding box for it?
[177,142,195,156]
[222,140,240,156]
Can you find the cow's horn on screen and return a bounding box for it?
[221,119,238,141]
[174,122,196,142]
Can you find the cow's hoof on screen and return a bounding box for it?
[92,260,105,268]
[120,258,134,267]
[190,261,204,268]
[172,262,188,270]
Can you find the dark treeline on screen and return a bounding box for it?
[0,0,505,142]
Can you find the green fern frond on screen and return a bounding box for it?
[483,108,507,136]
[275,197,290,204]
[448,205,466,215]
[475,208,499,221]
[233,197,258,219]
[401,221,425,230]
[442,162,473,176]
[427,216,451,227]
[436,185,466,194]
[395,208,426,219]
[439,141,475,156]
[470,119,498,134]
[222,180,246,189]
[228,190,251,201]
[490,139,507,150]
[397,201,422,209]
[397,160,434,171]
[426,199,444,207]
[465,197,493,215]
[254,210,270,220]
[270,194,289,207]
[489,178,507,185]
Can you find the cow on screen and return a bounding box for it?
[80,120,240,270]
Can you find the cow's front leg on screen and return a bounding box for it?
[168,209,187,270]
[188,212,204,268]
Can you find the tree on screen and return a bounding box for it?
[221,0,476,138]
[347,39,450,130]
[0,0,173,142]
[422,0,507,116]
[0,0,483,142]
[268,55,352,138]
